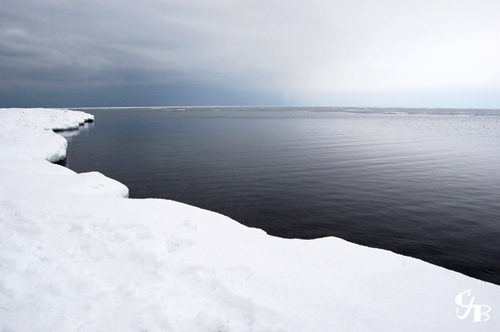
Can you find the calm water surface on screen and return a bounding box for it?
[65,107,500,284]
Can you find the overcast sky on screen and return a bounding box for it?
[1,0,499,108]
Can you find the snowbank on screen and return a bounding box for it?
[1,108,499,331]
[0,108,94,162]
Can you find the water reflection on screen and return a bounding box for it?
[55,122,95,167]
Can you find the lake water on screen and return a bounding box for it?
[65,107,500,285]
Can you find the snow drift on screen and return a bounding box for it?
[1,108,499,331]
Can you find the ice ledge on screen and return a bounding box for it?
[0,108,94,163]
[1,108,499,332]
[1,107,94,131]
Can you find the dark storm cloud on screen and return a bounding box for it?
[1,0,500,107]
[1,0,269,106]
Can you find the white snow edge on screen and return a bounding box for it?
[1,108,499,332]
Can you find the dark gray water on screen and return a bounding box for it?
[65,107,500,285]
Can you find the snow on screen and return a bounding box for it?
[1,108,499,331]
[0,108,94,162]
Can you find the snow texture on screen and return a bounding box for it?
[1,108,499,331]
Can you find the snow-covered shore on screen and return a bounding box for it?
[1,108,499,331]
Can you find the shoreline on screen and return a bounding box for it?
[1,108,499,331]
